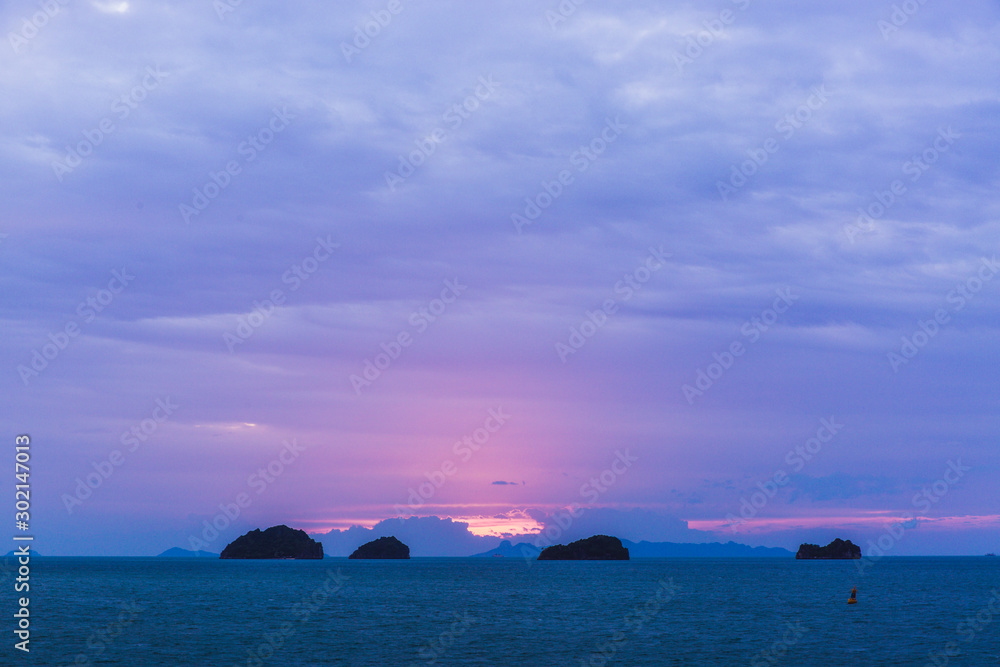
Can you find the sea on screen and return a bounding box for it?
[5,556,998,665]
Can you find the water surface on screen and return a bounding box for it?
[9,556,999,665]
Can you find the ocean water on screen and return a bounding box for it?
[7,556,999,665]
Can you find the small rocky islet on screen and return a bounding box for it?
[220,525,323,559]
[795,538,862,559]
[537,535,630,560]
[349,536,410,559]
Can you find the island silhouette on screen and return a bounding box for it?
[349,536,410,559]
[220,525,323,559]
[795,538,862,559]
[537,535,629,560]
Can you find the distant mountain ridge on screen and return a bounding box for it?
[156,547,218,558]
[624,540,794,558]
[4,549,41,557]
[470,540,540,558]
[472,539,793,558]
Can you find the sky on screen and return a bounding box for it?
[1,0,998,557]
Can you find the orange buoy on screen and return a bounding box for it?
[848,586,858,604]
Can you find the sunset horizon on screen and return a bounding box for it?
[3,0,998,663]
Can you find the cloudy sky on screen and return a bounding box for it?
[2,0,998,556]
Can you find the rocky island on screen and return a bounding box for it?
[795,538,861,559]
[537,535,630,560]
[220,525,323,559]
[349,536,410,559]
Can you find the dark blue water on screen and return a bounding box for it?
[7,557,999,665]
